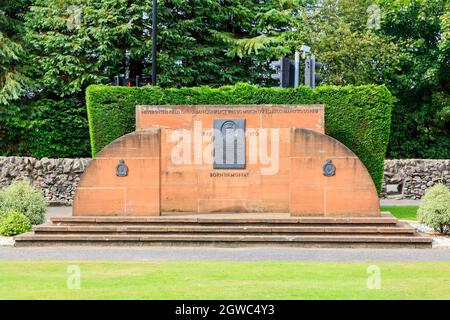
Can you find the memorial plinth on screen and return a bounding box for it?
[73,104,380,217]
[16,104,433,249]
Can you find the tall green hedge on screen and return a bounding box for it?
[1,98,90,158]
[86,83,394,192]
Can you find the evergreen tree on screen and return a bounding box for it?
[0,0,30,105]
[222,0,450,158]
[223,0,398,85]
[380,0,450,158]
[24,0,278,97]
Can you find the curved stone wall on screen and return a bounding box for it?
[289,129,380,216]
[72,129,161,216]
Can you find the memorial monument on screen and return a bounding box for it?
[73,104,379,217]
[15,104,431,247]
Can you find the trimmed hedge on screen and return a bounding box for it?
[86,83,394,192]
[0,98,90,158]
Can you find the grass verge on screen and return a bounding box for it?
[381,206,418,220]
[0,261,448,299]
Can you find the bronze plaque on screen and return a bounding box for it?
[213,119,246,169]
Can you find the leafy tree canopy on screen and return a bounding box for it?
[0,0,30,105]
[222,0,449,158]
[23,0,282,97]
[0,0,449,159]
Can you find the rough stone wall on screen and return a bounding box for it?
[0,157,449,204]
[382,159,450,199]
[0,157,91,205]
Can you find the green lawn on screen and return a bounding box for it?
[0,261,449,299]
[381,206,418,220]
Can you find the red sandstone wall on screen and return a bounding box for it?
[72,105,380,217]
[159,126,292,213]
[138,105,324,213]
[289,129,380,216]
[73,129,161,216]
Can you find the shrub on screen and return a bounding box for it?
[0,210,32,237]
[418,183,450,234]
[86,83,395,192]
[0,180,47,225]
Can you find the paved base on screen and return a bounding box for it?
[0,247,449,261]
[46,199,422,220]
[46,206,71,219]
[380,199,421,206]
[16,212,432,248]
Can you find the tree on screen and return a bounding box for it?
[4,0,284,157]
[156,0,274,87]
[0,0,32,156]
[223,0,399,85]
[23,0,278,97]
[379,0,450,158]
[0,0,30,105]
[216,0,306,60]
[223,0,449,158]
[290,0,400,86]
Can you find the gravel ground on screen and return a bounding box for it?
[0,236,14,247]
[407,220,450,249]
[433,236,450,249]
[408,221,434,233]
[380,199,421,206]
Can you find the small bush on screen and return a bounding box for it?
[0,180,47,225]
[0,210,32,237]
[418,183,450,233]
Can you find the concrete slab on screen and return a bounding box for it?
[47,198,422,221]
[380,199,421,206]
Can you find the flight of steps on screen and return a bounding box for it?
[14,212,432,248]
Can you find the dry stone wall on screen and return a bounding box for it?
[0,157,90,205]
[382,159,450,199]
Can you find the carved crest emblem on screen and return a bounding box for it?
[322,159,335,177]
[116,159,128,177]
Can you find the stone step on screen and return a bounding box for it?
[14,233,432,248]
[33,224,416,235]
[50,212,399,226]
[15,212,431,248]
